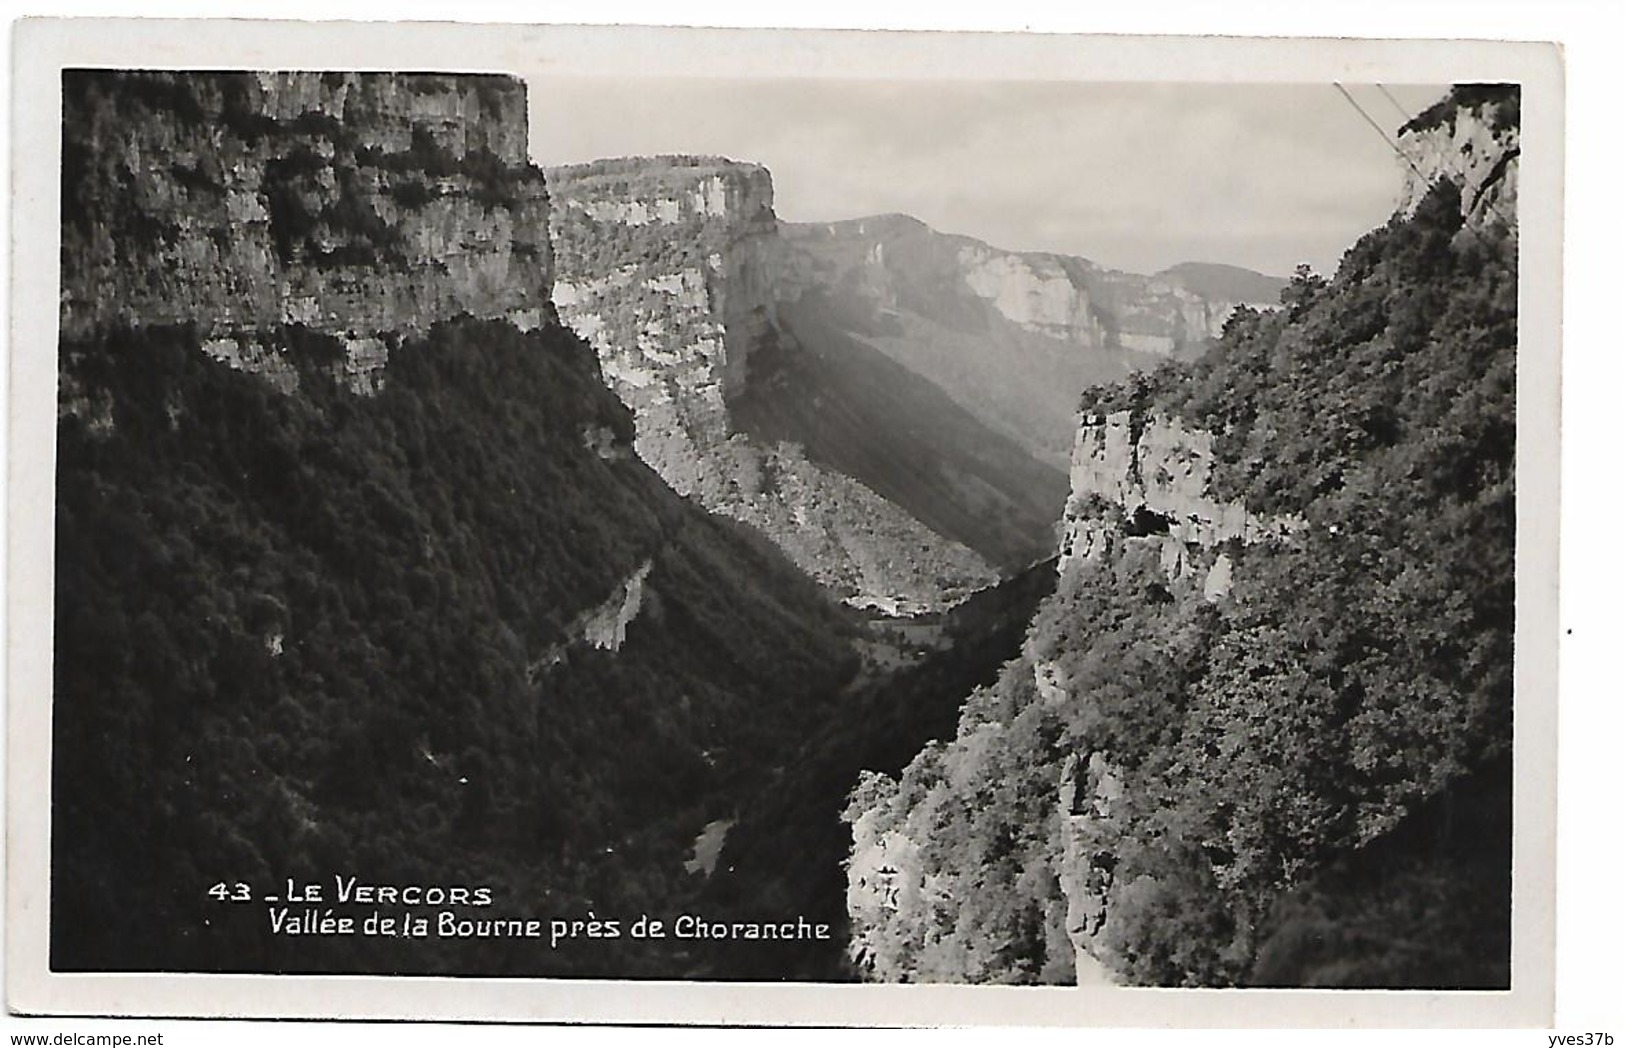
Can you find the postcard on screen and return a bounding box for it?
[7,16,1563,1026]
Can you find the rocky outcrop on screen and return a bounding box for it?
[1031,412,1303,974]
[527,557,658,680]
[843,769,936,979]
[1396,85,1519,232]
[1054,752,1125,985]
[547,157,997,610]
[1057,409,1297,599]
[60,70,552,405]
[578,559,654,652]
[845,760,955,981]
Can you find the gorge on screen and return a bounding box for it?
[50,67,1516,991]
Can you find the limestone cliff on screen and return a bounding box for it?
[1396,84,1519,232]
[60,71,552,402]
[545,158,776,493]
[546,157,999,610]
[1056,409,1299,595]
[56,70,680,670]
[778,216,1281,469]
[543,155,1263,607]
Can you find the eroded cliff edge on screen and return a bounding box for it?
[60,72,553,403]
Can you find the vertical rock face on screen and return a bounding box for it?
[252,72,531,164]
[545,158,777,491]
[1056,409,1296,597]
[1054,752,1125,985]
[1396,85,1520,232]
[60,70,553,400]
[547,157,999,610]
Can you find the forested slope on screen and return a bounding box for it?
[53,318,859,976]
[843,129,1519,987]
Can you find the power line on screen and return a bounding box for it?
[1331,82,1517,250]
[1374,83,1413,123]
[1332,82,1429,184]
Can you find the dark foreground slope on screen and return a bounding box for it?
[53,318,858,975]
[844,159,1518,987]
[52,69,865,980]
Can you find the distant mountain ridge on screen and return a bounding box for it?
[1154,261,1291,305]
[777,214,1285,469]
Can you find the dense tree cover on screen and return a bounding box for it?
[52,317,859,975]
[844,175,1517,987]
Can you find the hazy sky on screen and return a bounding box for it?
[527,78,1446,279]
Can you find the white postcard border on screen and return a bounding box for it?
[6,17,1564,1027]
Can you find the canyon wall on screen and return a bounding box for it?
[543,157,1282,605]
[844,404,1297,983]
[56,70,703,684]
[1056,409,1300,594]
[53,71,871,977]
[60,71,553,401]
[545,157,776,492]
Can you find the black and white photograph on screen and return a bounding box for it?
[5,16,1566,1028]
